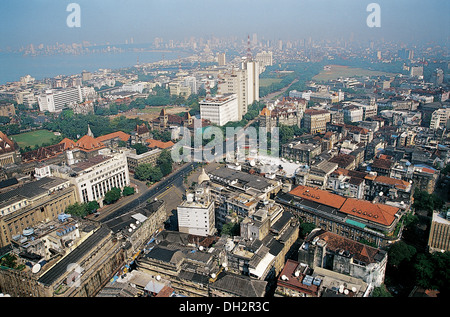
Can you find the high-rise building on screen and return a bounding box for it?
[241,58,260,113]
[38,87,83,113]
[218,69,246,120]
[200,94,239,126]
[218,52,226,66]
[428,211,450,253]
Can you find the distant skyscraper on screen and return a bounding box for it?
[218,52,226,66]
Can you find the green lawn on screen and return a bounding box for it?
[260,77,283,87]
[10,130,58,149]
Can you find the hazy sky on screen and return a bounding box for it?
[0,0,448,48]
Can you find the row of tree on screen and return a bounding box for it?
[64,186,135,217]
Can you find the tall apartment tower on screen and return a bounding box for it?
[218,52,226,66]
[242,58,260,109]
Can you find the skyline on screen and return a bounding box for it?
[1,0,449,50]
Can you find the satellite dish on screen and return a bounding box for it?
[352,287,357,293]
[211,273,216,279]
[32,264,41,274]
[199,246,204,251]
[294,271,300,277]
[222,262,227,268]
[156,275,161,281]
[344,289,349,295]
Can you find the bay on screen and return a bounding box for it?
[0,50,188,85]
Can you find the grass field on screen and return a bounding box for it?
[260,77,283,87]
[10,130,58,149]
[313,65,395,82]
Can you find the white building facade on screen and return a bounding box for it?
[52,153,130,206]
[38,86,83,113]
[200,94,239,126]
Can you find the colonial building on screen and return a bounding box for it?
[258,97,307,133]
[298,228,388,287]
[51,153,130,207]
[276,185,404,247]
[0,177,76,248]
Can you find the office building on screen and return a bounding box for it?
[200,94,239,126]
[303,109,331,134]
[217,53,226,66]
[428,211,450,253]
[51,153,130,206]
[218,58,260,120]
[38,86,83,113]
[0,177,76,247]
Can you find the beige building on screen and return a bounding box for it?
[303,109,331,134]
[0,177,76,248]
[126,148,162,173]
[428,211,450,253]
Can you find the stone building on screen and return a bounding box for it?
[298,229,387,287]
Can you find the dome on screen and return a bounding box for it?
[198,168,210,184]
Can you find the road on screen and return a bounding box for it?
[99,161,199,223]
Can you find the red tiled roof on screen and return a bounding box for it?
[289,185,347,209]
[289,184,399,227]
[59,138,76,150]
[96,131,130,143]
[145,138,174,149]
[277,259,319,297]
[75,135,105,152]
[340,198,398,226]
[374,175,410,190]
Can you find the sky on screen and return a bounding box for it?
[0,0,448,49]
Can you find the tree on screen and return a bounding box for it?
[371,284,393,297]
[221,222,240,237]
[135,163,153,181]
[413,190,444,214]
[122,186,135,196]
[131,143,149,155]
[299,222,316,238]
[65,202,89,218]
[134,163,163,182]
[387,241,417,268]
[157,149,173,176]
[85,201,100,214]
[104,187,121,205]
